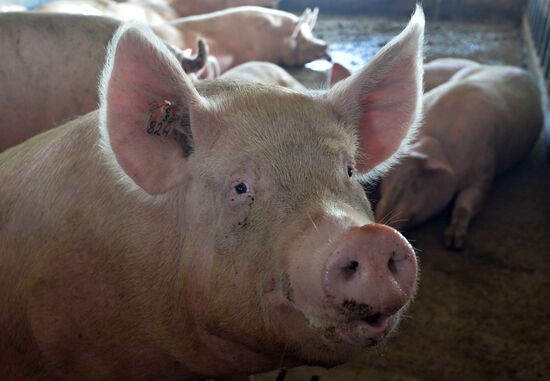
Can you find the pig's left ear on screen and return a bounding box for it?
[328,6,424,174]
[99,24,206,195]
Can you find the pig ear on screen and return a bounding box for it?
[307,7,319,30]
[292,8,311,39]
[329,62,352,86]
[410,137,455,175]
[328,6,425,174]
[99,24,205,195]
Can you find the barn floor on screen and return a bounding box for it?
[257,13,550,381]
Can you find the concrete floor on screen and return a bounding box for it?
[257,14,550,381]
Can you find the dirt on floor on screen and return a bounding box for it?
[256,14,550,381]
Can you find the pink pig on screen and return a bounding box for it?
[220,61,305,90]
[376,65,543,249]
[166,6,330,72]
[423,57,480,91]
[0,12,206,152]
[169,0,280,17]
[0,7,424,380]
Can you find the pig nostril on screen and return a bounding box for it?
[341,260,359,280]
[362,312,383,326]
[388,253,398,275]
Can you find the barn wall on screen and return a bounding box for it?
[280,0,527,21]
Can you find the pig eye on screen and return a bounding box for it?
[347,166,354,177]
[234,182,249,194]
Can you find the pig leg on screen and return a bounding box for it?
[444,177,493,250]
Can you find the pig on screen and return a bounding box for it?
[220,61,305,90]
[330,59,480,91]
[169,0,280,17]
[423,57,480,91]
[35,0,177,24]
[166,6,330,72]
[0,12,206,152]
[34,3,326,73]
[376,65,543,250]
[0,6,425,380]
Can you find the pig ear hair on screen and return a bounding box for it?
[99,23,204,195]
[328,5,425,177]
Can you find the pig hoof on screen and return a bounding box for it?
[444,227,466,251]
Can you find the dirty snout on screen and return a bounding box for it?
[288,221,417,348]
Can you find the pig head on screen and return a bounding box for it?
[376,136,457,230]
[281,7,330,66]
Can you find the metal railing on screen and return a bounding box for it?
[528,0,550,84]
[526,0,550,154]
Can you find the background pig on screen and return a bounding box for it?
[376,65,543,250]
[169,0,280,17]
[220,61,305,89]
[329,59,481,91]
[166,6,330,71]
[0,12,206,152]
[35,0,178,23]
[0,7,424,380]
[423,57,480,91]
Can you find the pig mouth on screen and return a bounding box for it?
[312,309,398,349]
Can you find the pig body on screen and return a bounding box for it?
[0,8,425,380]
[0,13,205,152]
[423,57,480,91]
[169,0,280,17]
[220,61,305,89]
[376,65,543,249]
[35,0,176,24]
[168,6,329,71]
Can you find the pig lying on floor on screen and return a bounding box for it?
[35,0,178,23]
[423,57,480,92]
[0,6,424,381]
[169,0,280,17]
[376,64,543,250]
[35,0,280,20]
[0,12,207,152]
[220,61,306,90]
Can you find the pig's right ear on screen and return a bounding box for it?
[99,25,206,195]
[328,6,424,174]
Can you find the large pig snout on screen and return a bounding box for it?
[323,224,417,320]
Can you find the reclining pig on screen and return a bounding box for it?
[0,12,206,152]
[331,58,481,92]
[36,0,178,23]
[220,61,305,90]
[169,0,280,17]
[423,57,480,91]
[0,7,424,380]
[376,65,543,250]
[166,6,330,72]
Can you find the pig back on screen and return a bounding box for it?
[460,67,543,173]
[0,13,119,152]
